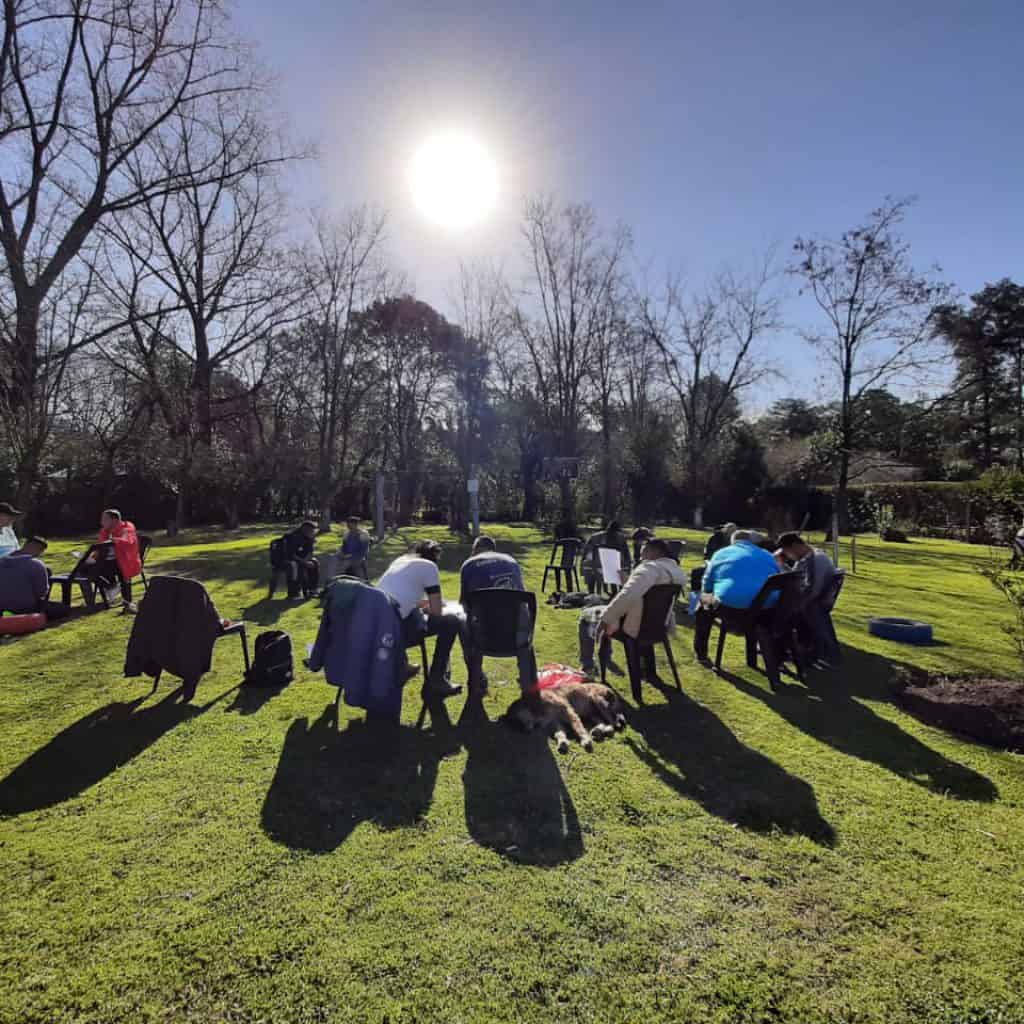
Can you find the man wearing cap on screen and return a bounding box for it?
[0,502,23,558]
[377,539,467,700]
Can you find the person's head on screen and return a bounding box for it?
[641,538,670,561]
[0,501,21,528]
[100,508,122,531]
[21,536,47,558]
[632,527,653,542]
[777,531,811,559]
[731,528,762,546]
[607,519,622,535]
[721,521,738,537]
[300,520,317,540]
[413,539,442,563]
[346,516,361,532]
[472,535,496,556]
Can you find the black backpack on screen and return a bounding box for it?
[244,630,294,687]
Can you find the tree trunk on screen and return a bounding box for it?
[600,397,613,519]
[398,474,418,526]
[318,492,333,534]
[558,474,574,533]
[1016,345,1023,471]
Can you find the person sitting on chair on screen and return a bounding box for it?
[377,539,466,701]
[1012,525,1024,568]
[0,501,23,558]
[9,536,48,559]
[775,531,839,663]
[84,509,142,611]
[581,519,631,594]
[336,516,372,578]
[282,521,319,598]
[589,538,686,681]
[459,535,532,695]
[693,529,778,668]
[0,545,69,620]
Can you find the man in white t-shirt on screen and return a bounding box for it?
[377,540,466,700]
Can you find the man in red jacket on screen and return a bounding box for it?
[86,509,142,611]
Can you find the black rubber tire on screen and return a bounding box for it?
[868,617,933,645]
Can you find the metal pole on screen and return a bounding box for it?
[468,472,480,539]
[851,533,857,574]
[832,511,840,568]
[374,473,385,540]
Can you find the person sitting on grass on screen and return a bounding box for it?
[377,539,466,701]
[459,534,533,695]
[581,519,631,594]
[336,516,372,579]
[84,509,142,612]
[0,544,69,620]
[693,529,778,668]
[0,501,23,558]
[282,520,319,599]
[585,538,686,680]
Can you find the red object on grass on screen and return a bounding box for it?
[531,664,587,692]
[0,612,47,635]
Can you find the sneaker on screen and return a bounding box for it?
[121,602,138,616]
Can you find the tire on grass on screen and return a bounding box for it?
[868,617,933,645]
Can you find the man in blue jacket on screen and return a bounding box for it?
[693,529,778,666]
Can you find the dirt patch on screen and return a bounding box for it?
[893,670,1024,752]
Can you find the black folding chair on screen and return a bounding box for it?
[665,540,686,563]
[47,542,116,609]
[137,535,154,593]
[463,587,538,664]
[601,584,682,704]
[541,538,582,592]
[711,572,805,687]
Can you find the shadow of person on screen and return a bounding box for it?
[458,698,584,866]
[625,685,836,845]
[261,703,452,853]
[240,597,289,627]
[717,662,999,803]
[0,685,230,815]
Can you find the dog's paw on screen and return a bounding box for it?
[614,715,627,730]
[556,736,570,754]
[581,737,594,752]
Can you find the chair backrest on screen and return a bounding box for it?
[552,537,582,568]
[820,570,845,613]
[138,535,153,566]
[665,540,686,563]
[463,588,537,657]
[69,542,110,577]
[269,537,286,568]
[635,584,682,646]
[750,571,804,626]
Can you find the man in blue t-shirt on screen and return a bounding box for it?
[693,529,779,667]
[459,535,535,695]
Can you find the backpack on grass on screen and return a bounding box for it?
[244,630,294,687]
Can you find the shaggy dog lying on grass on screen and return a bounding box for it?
[505,681,627,753]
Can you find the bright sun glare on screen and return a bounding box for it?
[410,133,498,230]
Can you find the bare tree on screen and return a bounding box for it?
[642,253,781,526]
[0,0,260,508]
[514,198,631,527]
[790,197,951,527]
[296,207,391,532]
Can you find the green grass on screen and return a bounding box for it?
[1,525,1023,1024]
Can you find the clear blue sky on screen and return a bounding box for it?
[243,0,1023,407]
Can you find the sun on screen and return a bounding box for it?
[410,133,498,230]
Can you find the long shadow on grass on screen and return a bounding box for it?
[0,686,231,815]
[625,685,836,845]
[458,698,584,866]
[717,660,998,802]
[262,702,458,852]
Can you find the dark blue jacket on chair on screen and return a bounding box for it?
[308,577,407,719]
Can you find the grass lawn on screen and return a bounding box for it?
[1,525,1023,1024]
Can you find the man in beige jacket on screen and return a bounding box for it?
[590,538,686,679]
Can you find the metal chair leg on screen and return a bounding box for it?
[542,566,550,592]
[663,639,681,690]
[623,638,643,704]
[239,627,250,673]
